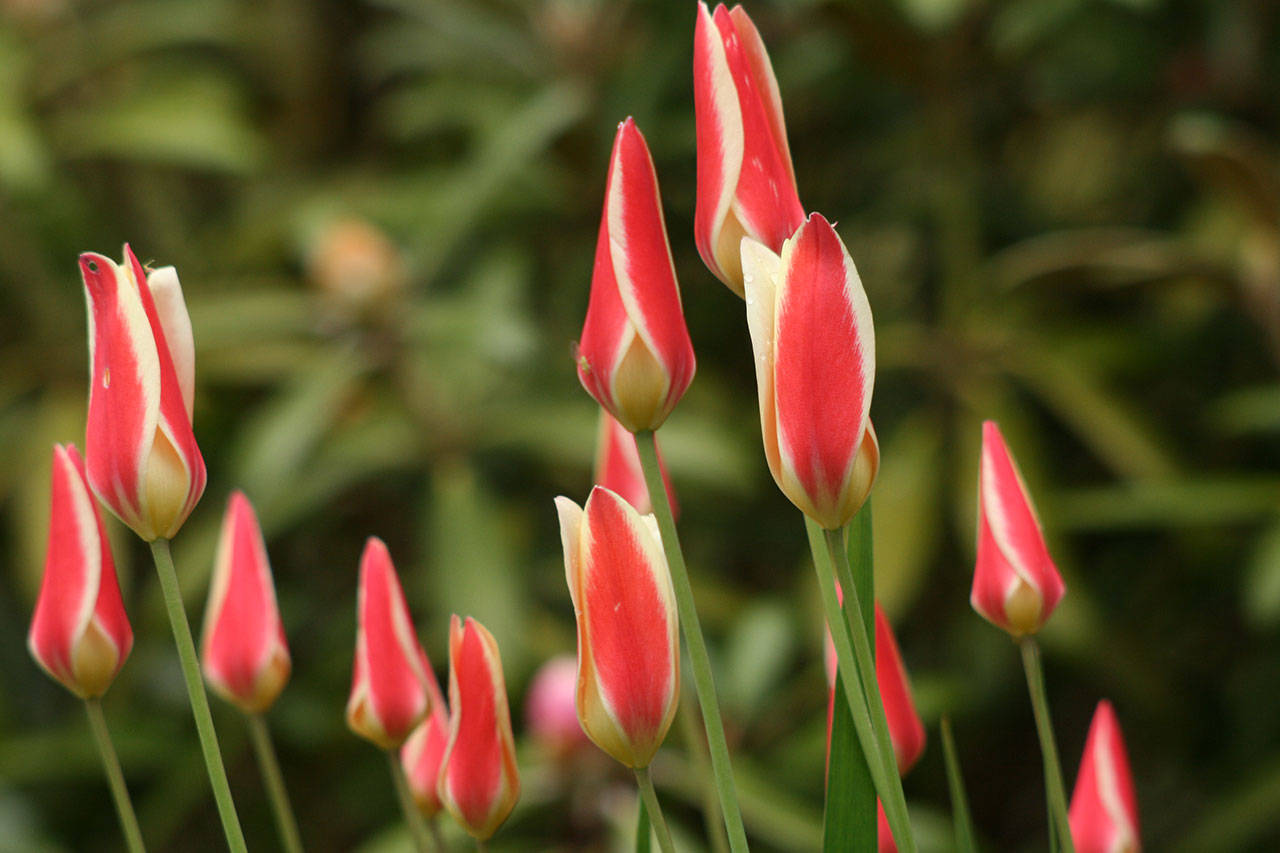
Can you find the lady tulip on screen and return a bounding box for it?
[437,615,520,840]
[1069,701,1140,853]
[593,411,677,517]
[28,444,133,698]
[200,491,291,714]
[693,2,805,295]
[970,420,1065,638]
[739,214,879,530]
[400,668,449,817]
[346,538,432,749]
[79,248,205,542]
[574,118,695,433]
[556,487,680,769]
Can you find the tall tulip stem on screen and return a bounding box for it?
[1020,638,1076,853]
[634,766,676,853]
[634,430,749,852]
[247,714,304,853]
[387,751,433,852]
[805,515,915,852]
[84,699,146,853]
[149,538,247,853]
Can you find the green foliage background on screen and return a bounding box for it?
[1,0,1278,849]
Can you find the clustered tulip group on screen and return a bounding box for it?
[26,3,1141,852]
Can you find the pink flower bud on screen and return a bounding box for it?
[575,118,696,433]
[740,214,879,530]
[200,492,291,714]
[971,421,1065,638]
[79,247,205,542]
[525,654,589,758]
[437,615,520,840]
[1069,701,1140,853]
[28,444,133,698]
[694,2,805,295]
[593,411,677,518]
[346,538,431,749]
[556,487,679,769]
[400,668,449,817]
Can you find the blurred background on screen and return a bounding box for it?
[1,0,1278,849]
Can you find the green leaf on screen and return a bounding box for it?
[824,671,877,851]
[941,716,978,853]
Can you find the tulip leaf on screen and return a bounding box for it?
[824,670,877,851]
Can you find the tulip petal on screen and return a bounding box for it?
[1069,701,1140,853]
[693,1,746,284]
[741,236,783,486]
[146,266,195,421]
[874,604,925,775]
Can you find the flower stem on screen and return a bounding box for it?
[678,687,729,853]
[149,538,247,853]
[247,714,304,853]
[634,766,676,853]
[940,716,977,853]
[429,817,448,853]
[805,515,915,853]
[1020,638,1076,853]
[84,699,146,853]
[634,430,749,852]
[387,750,433,852]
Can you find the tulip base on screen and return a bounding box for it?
[247,714,303,853]
[1020,638,1076,853]
[149,538,247,853]
[388,750,434,852]
[84,698,146,853]
[634,430,749,852]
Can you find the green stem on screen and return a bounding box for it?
[804,516,915,853]
[388,751,433,852]
[678,686,729,853]
[940,716,977,853]
[634,766,676,853]
[246,714,304,853]
[149,538,247,853]
[635,430,749,852]
[429,817,448,853]
[1020,638,1076,853]
[84,699,146,853]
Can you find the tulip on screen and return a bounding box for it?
[739,214,879,530]
[970,420,1065,638]
[200,492,291,714]
[1069,701,1140,853]
[400,668,449,817]
[878,802,896,853]
[693,2,805,295]
[79,247,205,542]
[556,487,680,769]
[574,118,696,433]
[346,538,432,749]
[525,654,590,758]
[28,444,133,698]
[593,411,677,517]
[437,615,520,840]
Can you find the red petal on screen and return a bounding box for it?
[874,604,925,775]
[1069,701,1140,853]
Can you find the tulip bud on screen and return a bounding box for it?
[694,2,805,295]
[970,421,1065,638]
[574,118,696,433]
[79,247,205,541]
[593,411,677,517]
[1069,701,1140,853]
[29,445,134,698]
[878,802,897,853]
[740,215,878,530]
[525,654,589,758]
[437,615,520,840]
[825,599,925,775]
[346,538,431,749]
[200,492,291,714]
[556,487,680,769]
[400,669,449,817]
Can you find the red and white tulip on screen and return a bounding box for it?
[556,487,679,769]
[593,411,676,517]
[970,421,1065,638]
[1069,701,1140,853]
[28,444,133,698]
[694,2,805,296]
[400,667,449,817]
[346,538,431,749]
[525,654,590,758]
[740,214,879,530]
[437,615,520,840]
[575,118,696,433]
[200,491,291,714]
[79,248,205,541]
